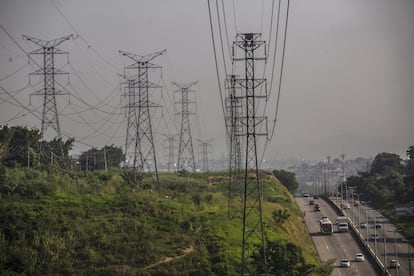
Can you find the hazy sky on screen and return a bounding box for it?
[0,0,413,162]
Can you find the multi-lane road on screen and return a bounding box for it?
[296,196,379,276]
[333,198,414,276]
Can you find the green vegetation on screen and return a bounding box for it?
[346,146,414,241]
[272,169,299,194]
[0,168,324,275]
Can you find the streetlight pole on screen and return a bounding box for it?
[395,230,399,276]
[408,239,412,276]
[365,202,369,241]
[384,227,388,274]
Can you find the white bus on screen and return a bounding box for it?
[320,218,333,235]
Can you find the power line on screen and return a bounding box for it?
[268,0,290,141]
[207,0,228,140]
[49,0,120,71]
[220,0,232,62]
[0,63,28,82]
[231,0,238,33]
[215,0,228,76]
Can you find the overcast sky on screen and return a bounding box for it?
[1,0,413,162]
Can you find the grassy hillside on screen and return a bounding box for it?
[0,168,324,275]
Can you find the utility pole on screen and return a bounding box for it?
[197,139,213,172]
[341,153,346,209]
[225,74,243,218]
[233,33,268,275]
[172,81,198,172]
[163,134,177,172]
[119,50,165,189]
[24,34,73,166]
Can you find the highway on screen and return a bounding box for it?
[333,198,414,276]
[296,196,379,276]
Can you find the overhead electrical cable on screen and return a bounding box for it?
[67,63,121,109]
[215,0,228,76]
[231,0,238,33]
[0,86,42,122]
[0,110,28,124]
[0,63,28,82]
[207,0,229,140]
[49,0,120,71]
[268,0,290,142]
[260,0,290,167]
[220,0,232,62]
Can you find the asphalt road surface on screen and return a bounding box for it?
[296,197,379,276]
[333,198,414,276]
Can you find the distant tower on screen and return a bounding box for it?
[24,34,73,166]
[233,33,268,274]
[197,139,213,172]
[120,50,165,189]
[225,74,243,218]
[172,81,198,171]
[163,134,178,172]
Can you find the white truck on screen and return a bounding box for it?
[336,216,349,232]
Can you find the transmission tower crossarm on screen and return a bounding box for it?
[119,49,166,63]
[23,34,73,48]
[171,81,198,90]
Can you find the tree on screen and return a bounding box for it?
[253,240,310,275]
[370,152,403,175]
[272,170,298,194]
[272,209,291,226]
[0,125,41,167]
[39,138,74,169]
[79,145,123,171]
[404,145,414,202]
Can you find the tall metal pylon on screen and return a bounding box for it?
[23,34,73,165]
[163,134,177,172]
[119,49,165,189]
[225,74,243,218]
[197,139,213,172]
[233,33,268,275]
[172,81,198,172]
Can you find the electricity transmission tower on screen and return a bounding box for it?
[24,34,73,166]
[197,139,213,172]
[225,74,243,218]
[172,81,198,172]
[233,33,268,275]
[163,134,177,172]
[120,49,165,189]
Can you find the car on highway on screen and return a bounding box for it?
[321,215,329,221]
[303,193,310,197]
[370,233,380,240]
[314,204,321,211]
[360,222,367,229]
[340,259,351,267]
[355,253,365,262]
[389,259,400,269]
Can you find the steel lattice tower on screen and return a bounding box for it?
[233,33,268,275]
[225,74,243,218]
[120,50,165,189]
[119,73,138,169]
[24,35,73,165]
[197,139,213,172]
[163,134,177,172]
[172,81,198,172]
